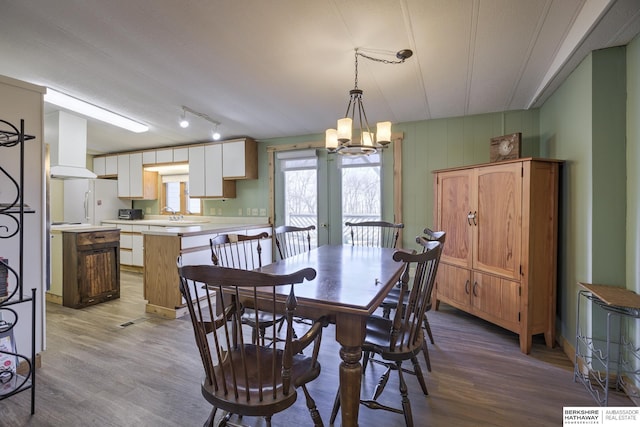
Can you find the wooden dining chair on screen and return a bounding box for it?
[274,225,317,329]
[345,220,404,248]
[210,232,283,346]
[330,238,443,427]
[380,228,446,372]
[178,263,327,427]
[274,225,316,260]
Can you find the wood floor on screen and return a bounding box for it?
[1,271,633,426]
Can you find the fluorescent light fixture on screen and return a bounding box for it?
[44,88,149,133]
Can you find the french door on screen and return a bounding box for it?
[274,148,382,246]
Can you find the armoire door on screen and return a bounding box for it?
[435,168,473,269]
[473,162,522,280]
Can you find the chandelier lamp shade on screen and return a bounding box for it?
[326,48,412,155]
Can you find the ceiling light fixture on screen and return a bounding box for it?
[326,48,412,155]
[180,106,221,140]
[212,124,221,141]
[179,109,189,128]
[44,88,149,133]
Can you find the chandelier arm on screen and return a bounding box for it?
[344,94,355,119]
[357,97,373,145]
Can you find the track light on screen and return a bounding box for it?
[179,106,221,140]
[179,109,189,128]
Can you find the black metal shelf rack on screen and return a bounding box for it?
[0,118,36,414]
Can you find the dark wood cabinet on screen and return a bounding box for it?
[62,229,120,308]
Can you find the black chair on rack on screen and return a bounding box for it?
[345,221,403,248]
[274,225,316,260]
[210,232,284,346]
[380,228,446,372]
[330,237,443,427]
[178,263,327,427]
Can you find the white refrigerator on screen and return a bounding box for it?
[63,179,130,224]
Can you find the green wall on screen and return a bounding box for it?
[539,46,629,346]
[627,35,640,297]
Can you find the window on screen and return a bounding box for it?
[278,150,318,248]
[341,153,381,242]
[275,148,383,246]
[161,175,201,215]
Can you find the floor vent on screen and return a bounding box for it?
[119,317,149,328]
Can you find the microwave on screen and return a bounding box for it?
[118,209,144,220]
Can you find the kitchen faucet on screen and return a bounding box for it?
[163,206,179,220]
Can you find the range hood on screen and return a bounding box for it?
[46,110,97,179]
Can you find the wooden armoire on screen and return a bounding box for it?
[432,158,561,354]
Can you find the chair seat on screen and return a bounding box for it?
[363,315,423,361]
[202,344,320,417]
[241,308,286,328]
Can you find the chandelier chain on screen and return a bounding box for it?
[354,50,359,89]
[356,51,410,65]
[353,48,409,89]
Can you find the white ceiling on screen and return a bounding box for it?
[1,0,639,154]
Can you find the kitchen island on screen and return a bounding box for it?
[101,219,272,318]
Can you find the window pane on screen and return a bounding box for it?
[166,182,180,212]
[342,163,381,243]
[188,195,201,214]
[284,168,317,248]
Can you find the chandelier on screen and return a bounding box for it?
[326,48,413,155]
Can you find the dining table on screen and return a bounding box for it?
[257,244,406,427]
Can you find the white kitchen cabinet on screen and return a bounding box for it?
[155,148,173,164]
[142,150,156,165]
[117,154,130,197]
[131,225,148,267]
[173,147,189,162]
[117,153,158,199]
[106,223,133,266]
[105,155,118,175]
[129,152,144,197]
[222,138,258,179]
[189,144,236,198]
[93,154,119,177]
[132,234,144,266]
[93,156,106,176]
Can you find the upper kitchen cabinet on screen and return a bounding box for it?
[153,147,189,164]
[189,144,236,198]
[117,153,158,199]
[93,154,118,177]
[142,150,156,165]
[222,138,257,180]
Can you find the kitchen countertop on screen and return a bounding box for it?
[51,224,120,233]
[101,217,271,237]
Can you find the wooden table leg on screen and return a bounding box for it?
[335,313,367,427]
